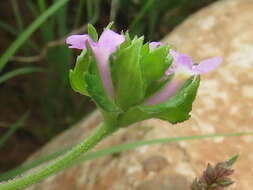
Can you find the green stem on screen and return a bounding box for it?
[0,122,117,190]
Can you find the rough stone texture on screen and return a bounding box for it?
[26,0,253,189]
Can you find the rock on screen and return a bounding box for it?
[142,155,169,173]
[27,0,253,189]
[135,175,189,190]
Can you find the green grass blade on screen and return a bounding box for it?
[1,130,252,181]
[91,0,101,24]
[37,0,55,43]
[11,0,24,32]
[0,0,70,72]
[71,131,253,167]
[37,0,47,12]
[85,0,100,24]
[0,112,30,149]
[129,0,155,31]
[0,67,43,85]
[0,21,40,51]
[87,0,93,21]
[88,0,100,24]
[109,0,119,22]
[45,1,71,135]
[0,145,70,181]
[74,0,86,28]
[26,0,39,18]
[0,21,17,36]
[55,0,68,36]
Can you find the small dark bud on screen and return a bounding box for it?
[191,155,238,190]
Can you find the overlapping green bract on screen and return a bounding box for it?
[69,24,200,127]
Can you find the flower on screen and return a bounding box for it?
[167,50,222,75]
[144,49,222,105]
[66,29,125,97]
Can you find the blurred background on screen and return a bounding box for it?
[0,0,217,172]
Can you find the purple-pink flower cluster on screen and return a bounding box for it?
[66,29,222,106]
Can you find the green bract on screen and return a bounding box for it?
[69,50,89,96]
[111,37,144,111]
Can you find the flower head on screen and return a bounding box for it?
[67,25,221,126]
[66,29,125,97]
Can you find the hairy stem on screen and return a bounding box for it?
[0,122,117,190]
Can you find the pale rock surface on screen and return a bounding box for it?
[27,0,253,189]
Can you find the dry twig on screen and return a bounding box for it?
[11,24,88,63]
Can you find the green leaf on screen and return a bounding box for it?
[227,154,239,166]
[118,32,131,50]
[118,76,198,126]
[111,37,144,111]
[105,21,114,29]
[141,45,170,85]
[69,50,90,96]
[88,23,98,41]
[85,47,118,112]
[140,43,150,57]
[140,76,200,123]
[140,45,173,99]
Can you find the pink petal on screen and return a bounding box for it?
[66,34,94,50]
[66,29,125,98]
[98,29,125,54]
[90,29,124,98]
[167,50,194,75]
[192,57,222,74]
[92,46,114,98]
[144,79,183,105]
[149,42,162,50]
[177,54,194,68]
[169,50,193,69]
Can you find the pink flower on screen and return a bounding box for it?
[144,50,222,105]
[66,29,125,98]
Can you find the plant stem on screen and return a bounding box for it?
[0,122,117,190]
